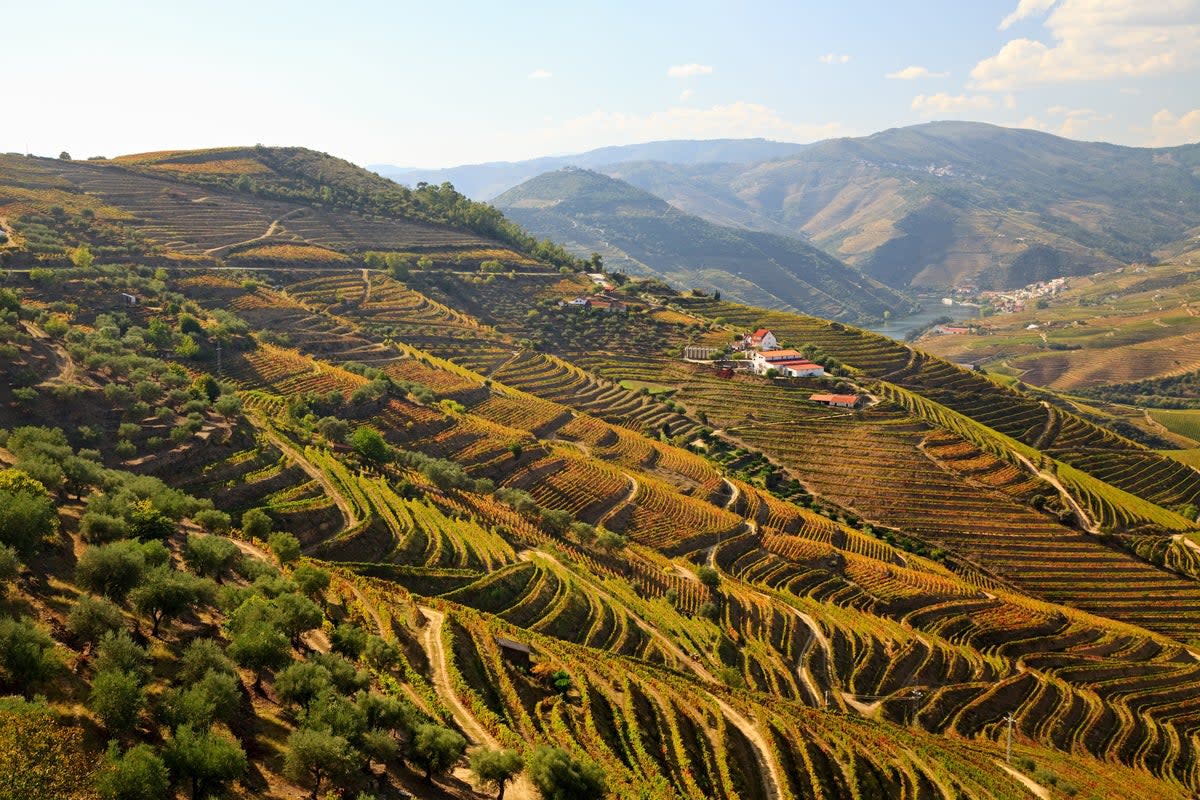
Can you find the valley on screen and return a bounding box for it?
[2,145,1200,800]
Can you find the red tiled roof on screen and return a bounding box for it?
[750,328,771,339]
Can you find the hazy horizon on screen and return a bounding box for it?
[3,1,1198,168]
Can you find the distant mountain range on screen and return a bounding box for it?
[381,123,1200,290]
[370,138,808,200]
[493,168,912,322]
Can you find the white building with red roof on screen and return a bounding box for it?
[750,349,826,377]
[746,328,778,351]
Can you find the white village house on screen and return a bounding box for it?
[747,328,778,351]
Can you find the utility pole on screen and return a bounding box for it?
[215,339,222,377]
[1005,713,1015,763]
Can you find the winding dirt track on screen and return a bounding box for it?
[416,605,535,799]
[256,425,358,531]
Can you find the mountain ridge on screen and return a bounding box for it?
[493,167,914,322]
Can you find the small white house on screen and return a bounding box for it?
[747,328,778,351]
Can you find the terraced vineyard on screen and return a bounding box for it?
[8,148,1200,798]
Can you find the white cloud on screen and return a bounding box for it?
[999,0,1059,30]
[531,102,846,150]
[886,65,949,79]
[679,88,694,101]
[911,93,996,113]
[1045,105,1112,137]
[972,1,1200,90]
[1148,108,1200,145]
[667,63,713,78]
[527,69,552,80]
[819,53,851,64]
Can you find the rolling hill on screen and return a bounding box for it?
[5,146,1200,799]
[370,137,809,200]
[493,168,913,322]
[605,122,1200,290]
[384,123,1200,292]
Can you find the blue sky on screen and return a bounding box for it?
[2,0,1197,166]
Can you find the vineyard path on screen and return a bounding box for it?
[416,605,535,800]
[257,425,358,531]
[1012,452,1100,535]
[996,761,1051,799]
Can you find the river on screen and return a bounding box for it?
[866,298,980,341]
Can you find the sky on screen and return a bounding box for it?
[2,0,1198,167]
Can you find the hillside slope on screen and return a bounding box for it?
[494,168,912,322]
[5,146,1200,798]
[604,122,1200,290]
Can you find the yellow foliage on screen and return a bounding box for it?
[0,700,95,800]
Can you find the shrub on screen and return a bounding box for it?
[89,669,145,735]
[66,595,125,646]
[266,530,300,564]
[0,698,91,800]
[0,546,19,586]
[75,541,146,601]
[80,512,129,544]
[95,742,169,800]
[527,745,606,800]
[0,617,60,695]
[242,508,273,541]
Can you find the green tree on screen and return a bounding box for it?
[363,635,399,670]
[228,622,291,692]
[242,508,273,541]
[350,426,391,463]
[409,723,467,781]
[182,534,241,582]
[471,748,524,800]
[88,669,145,735]
[75,540,146,601]
[331,622,367,659]
[129,567,214,637]
[0,469,57,556]
[127,499,175,541]
[177,638,236,685]
[283,727,358,800]
[0,617,60,696]
[273,592,323,647]
[95,742,170,800]
[160,669,240,731]
[697,566,720,592]
[266,530,299,564]
[192,508,232,533]
[164,724,247,800]
[291,565,330,600]
[275,661,333,710]
[527,746,606,800]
